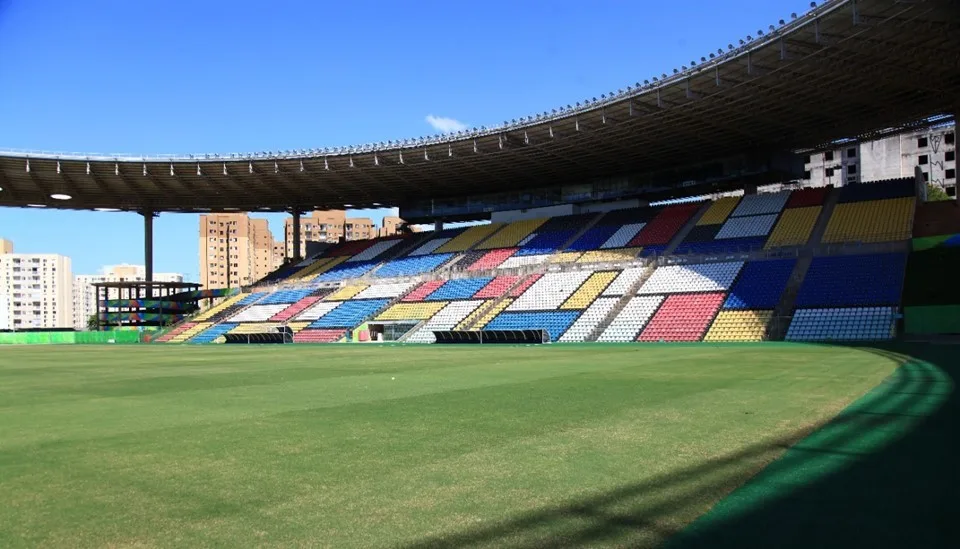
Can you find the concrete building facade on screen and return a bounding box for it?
[804,124,956,196]
[0,241,73,330]
[73,264,183,330]
[199,214,284,290]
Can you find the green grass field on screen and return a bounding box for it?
[0,343,955,548]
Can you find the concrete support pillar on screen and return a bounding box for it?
[291,210,303,261]
[434,219,444,232]
[955,106,959,206]
[142,211,155,296]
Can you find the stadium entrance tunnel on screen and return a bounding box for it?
[398,342,957,549]
[432,329,549,344]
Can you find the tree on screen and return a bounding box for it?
[86,314,99,331]
[926,183,951,202]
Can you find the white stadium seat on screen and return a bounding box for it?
[597,296,664,342]
[602,267,646,296]
[601,223,646,249]
[638,262,744,295]
[559,297,618,342]
[507,271,594,311]
[407,300,485,343]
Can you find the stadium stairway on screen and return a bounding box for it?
[806,185,841,246]
[765,254,814,340]
[555,212,604,252]
[583,264,656,341]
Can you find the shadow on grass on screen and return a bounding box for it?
[396,342,958,548]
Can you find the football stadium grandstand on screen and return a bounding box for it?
[1,0,956,345]
[2,1,960,547]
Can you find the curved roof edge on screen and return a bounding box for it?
[0,0,848,163]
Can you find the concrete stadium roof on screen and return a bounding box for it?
[0,0,957,214]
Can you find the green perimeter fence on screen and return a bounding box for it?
[0,331,143,345]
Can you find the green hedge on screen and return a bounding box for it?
[0,331,142,345]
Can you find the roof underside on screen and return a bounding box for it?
[1,0,957,214]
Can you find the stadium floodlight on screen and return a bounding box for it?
[652,76,659,82]
[662,73,667,78]
[810,2,816,7]
[709,53,715,59]
[50,193,71,200]
[644,80,650,85]
[681,65,687,70]
[757,30,764,36]
[28,204,47,208]
[747,35,753,40]
[701,57,706,62]
[778,19,785,25]
[791,13,797,19]
[94,208,120,212]
[673,68,679,74]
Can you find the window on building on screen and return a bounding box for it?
[918,136,928,148]
[919,155,929,165]
[923,172,930,182]
[947,169,956,181]
[946,132,955,145]
[848,165,858,175]
[825,167,835,177]
[947,151,956,162]
[948,187,957,198]
[847,148,857,158]
[802,155,811,164]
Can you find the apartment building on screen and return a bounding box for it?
[804,124,956,196]
[284,210,411,257]
[0,240,73,330]
[199,214,284,290]
[73,264,183,330]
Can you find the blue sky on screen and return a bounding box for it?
[0,0,811,281]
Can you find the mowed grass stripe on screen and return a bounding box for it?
[0,344,904,548]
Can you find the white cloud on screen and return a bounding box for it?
[425,114,468,133]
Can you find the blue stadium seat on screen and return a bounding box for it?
[516,230,578,256]
[374,254,454,277]
[795,253,907,307]
[314,261,379,282]
[724,259,796,309]
[236,292,267,306]
[568,226,619,251]
[673,237,767,255]
[307,299,390,328]
[426,278,493,300]
[189,323,238,343]
[484,311,582,341]
[258,288,315,305]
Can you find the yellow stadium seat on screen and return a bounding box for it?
[325,284,368,301]
[704,310,773,342]
[290,257,333,280]
[577,248,642,263]
[471,298,513,329]
[560,271,617,310]
[286,322,311,333]
[697,196,741,225]
[821,197,915,244]
[475,219,548,250]
[299,256,349,280]
[435,224,505,253]
[193,294,245,321]
[764,206,822,249]
[375,302,449,321]
[549,252,583,263]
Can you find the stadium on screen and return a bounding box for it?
[1,0,959,546]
